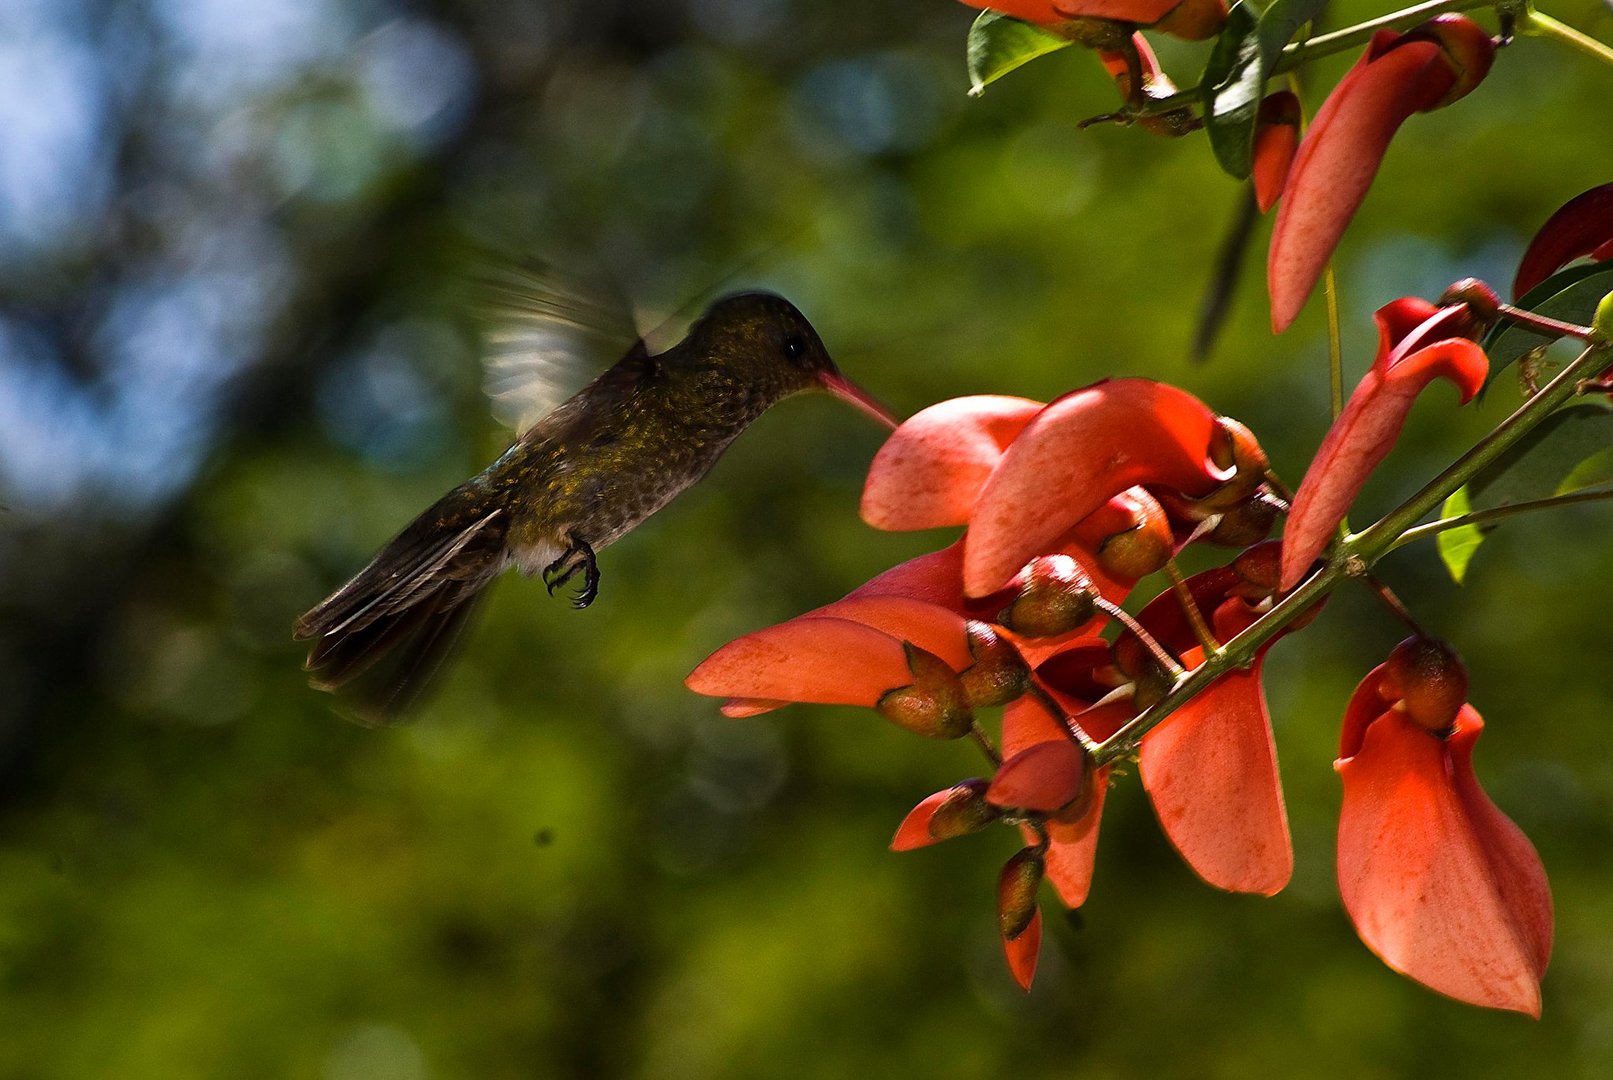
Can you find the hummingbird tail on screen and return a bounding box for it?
[295,494,508,725]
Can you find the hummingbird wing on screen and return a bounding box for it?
[476,260,646,436]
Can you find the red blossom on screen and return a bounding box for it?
[862,396,1043,531]
[1279,300,1489,590]
[962,378,1232,596]
[1003,907,1043,991]
[1514,181,1613,298]
[1251,92,1300,214]
[1128,573,1293,894]
[1336,666,1553,1015]
[1268,16,1495,331]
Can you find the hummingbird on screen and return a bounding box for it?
[294,276,896,723]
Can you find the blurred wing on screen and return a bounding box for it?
[476,260,644,435]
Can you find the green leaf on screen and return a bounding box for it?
[1437,486,1484,585]
[1469,402,1613,508]
[966,11,1074,97]
[1482,261,1613,385]
[1201,1,1264,179]
[1255,0,1331,70]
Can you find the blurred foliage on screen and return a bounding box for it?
[2,0,1613,1076]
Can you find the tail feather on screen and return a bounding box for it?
[297,493,507,724]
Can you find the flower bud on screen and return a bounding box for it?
[1206,489,1284,547]
[1380,635,1469,734]
[1231,540,1282,596]
[1094,492,1173,579]
[1111,633,1174,709]
[876,643,974,739]
[1438,278,1501,334]
[998,555,1099,638]
[1594,288,1613,344]
[959,621,1031,707]
[998,847,1046,940]
[1409,14,1496,111]
[929,778,1002,840]
[1201,417,1270,510]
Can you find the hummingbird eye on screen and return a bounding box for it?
[782,334,805,362]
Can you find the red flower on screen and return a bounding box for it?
[1336,661,1553,1015]
[1251,92,1300,214]
[1279,298,1489,591]
[1267,16,1495,331]
[1125,563,1294,893]
[1514,180,1613,298]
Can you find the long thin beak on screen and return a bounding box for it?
[819,370,900,430]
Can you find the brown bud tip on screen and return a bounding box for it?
[1055,16,1134,52]
[1153,0,1228,42]
[999,555,1098,639]
[1380,635,1469,734]
[1411,14,1496,112]
[997,847,1046,940]
[1231,540,1283,596]
[1439,278,1502,332]
[1207,489,1284,548]
[875,643,974,739]
[1111,633,1173,709]
[929,778,1002,842]
[960,622,1031,707]
[1095,492,1174,579]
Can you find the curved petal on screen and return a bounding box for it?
[1279,336,1489,590]
[844,541,970,612]
[1336,708,1551,1015]
[1252,93,1301,214]
[988,739,1087,813]
[686,617,910,708]
[1138,652,1292,894]
[890,779,994,851]
[811,596,975,672]
[721,698,787,718]
[1268,36,1456,331]
[1043,778,1108,908]
[1514,184,1613,298]
[1003,907,1043,992]
[964,379,1229,596]
[891,786,961,851]
[861,396,1043,531]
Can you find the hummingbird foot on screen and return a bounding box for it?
[542,533,600,609]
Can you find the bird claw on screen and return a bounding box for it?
[543,534,599,609]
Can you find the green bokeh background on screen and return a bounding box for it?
[2,1,1612,1076]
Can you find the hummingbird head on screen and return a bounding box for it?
[689,291,898,428]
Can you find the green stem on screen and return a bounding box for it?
[1388,488,1613,550]
[1146,0,1499,113]
[1093,336,1612,766]
[1521,9,1613,67]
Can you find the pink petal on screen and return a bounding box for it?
[721,698,787,718]
[861,396,1043,531]
[1268,36,1456,331]
[1336,708,1551,1015]
[1003,907,1043,992]
[1138,651,1292,894]
[988,740,1087,813]
[686,617,911,708]
[963,379,1229,597]
[1279,332,1488,589]
[1514,181,1613,298]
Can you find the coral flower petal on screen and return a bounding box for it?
[890,785,983,852]
[1336,707,1552,1015]
[862,396,1043,531]
[1514,181,1613,298]
[1252,119,1298,214]
[1003,907,1043,991]
[1042,778,1108,908]
[812,596,975,672]
[1268,37,1456,331]
[988,740,1087,813]
[720,698,787,718]
[1139,654,1292,894]
[686,617,911,708]
[1279,332,1488,589]
[845,541,970,612]
[963,379,1228,596]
